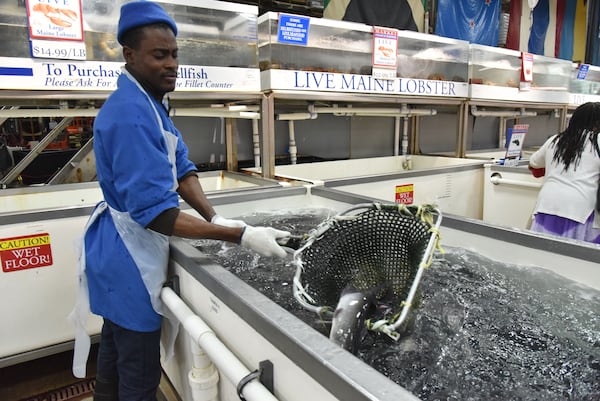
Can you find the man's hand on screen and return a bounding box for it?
[240,226,291,258]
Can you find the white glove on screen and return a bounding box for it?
[211,214,247,228]
[240,226,291,258]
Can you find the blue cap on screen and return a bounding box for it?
[117,1,178,45]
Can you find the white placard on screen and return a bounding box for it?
[0,57,260,92]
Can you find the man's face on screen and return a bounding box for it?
[123,26,178,100]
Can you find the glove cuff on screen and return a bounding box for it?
[238,226,247,244]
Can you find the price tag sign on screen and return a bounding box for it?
[30,39,87,60]
[521,52,533,82]
[372,26,398,79]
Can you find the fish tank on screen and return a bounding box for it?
[569,63,600,105]
[258,11,469,96]
[395,30,469,82]
[258,12,468,80]
[469,44,571,104]
[257,12,373,74]
[82,0,259,67]
[0,0,258,67]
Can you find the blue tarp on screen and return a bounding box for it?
[528,0,550,55]
[435,0,501,46]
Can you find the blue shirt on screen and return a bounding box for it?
[85,73,196,331]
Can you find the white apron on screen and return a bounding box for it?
[70,69,180,378]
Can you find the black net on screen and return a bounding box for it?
[295,204,435,313]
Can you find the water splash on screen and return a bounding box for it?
[188,208,600,400]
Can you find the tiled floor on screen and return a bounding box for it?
[0,345,98,401]
[1,344,180,401]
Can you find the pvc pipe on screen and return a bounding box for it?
[288,120,297,165]
[252,119,261,168]
[0,108,98,118]
[277,106,436,121]
[402,116,412,170]
[489,175,542,189]
[313,106,437,116]
[471,105,537,118]
[189,341,219,401]
[394,116,400,156]
[170,107,260,119]
[161,287,279,401]
[498,117,507,149]
[276,112,314,121]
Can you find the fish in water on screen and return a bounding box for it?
[329,284,381,354]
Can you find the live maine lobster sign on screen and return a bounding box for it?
[261,69,469,98]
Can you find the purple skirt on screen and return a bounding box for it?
[530,212,600,244]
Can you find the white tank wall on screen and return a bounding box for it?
[0,173,280,366]
[163,265,343,401]
[329,168,484,219]
[242,156,486,220]
[0,212,102,362]
[482,164,541,229]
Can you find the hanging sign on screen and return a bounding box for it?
[395,183,414,205]
[26,0,84,41]
[1,233,53,273]
[26,0,86,60]
[520,52,533,90]
[277,14,310,46]
[577,64,590,80]
[520,52,533,82]
[372,26,398,79]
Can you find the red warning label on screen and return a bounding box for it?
[395,184,414,205]
[1,233,53,272]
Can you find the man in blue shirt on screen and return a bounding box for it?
[77,2,290,399]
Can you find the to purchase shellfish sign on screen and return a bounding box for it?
[0,233,53,273]
[26,0,84,41]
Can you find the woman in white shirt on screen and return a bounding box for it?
[528,102,600,244]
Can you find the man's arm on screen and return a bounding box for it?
[177,173,216,221]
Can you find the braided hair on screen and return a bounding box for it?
[552,102,600,171]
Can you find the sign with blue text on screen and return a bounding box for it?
[0,57,260,92]
[277,14,310,46]
[261,69,468,97]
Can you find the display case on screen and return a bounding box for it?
[85,0,259,67]
[469,44,571,104]
[395,30,469,83]
[569,63,600,106]
[0,0,260,93]
[257,12,469,98]
[258,12,373,74]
